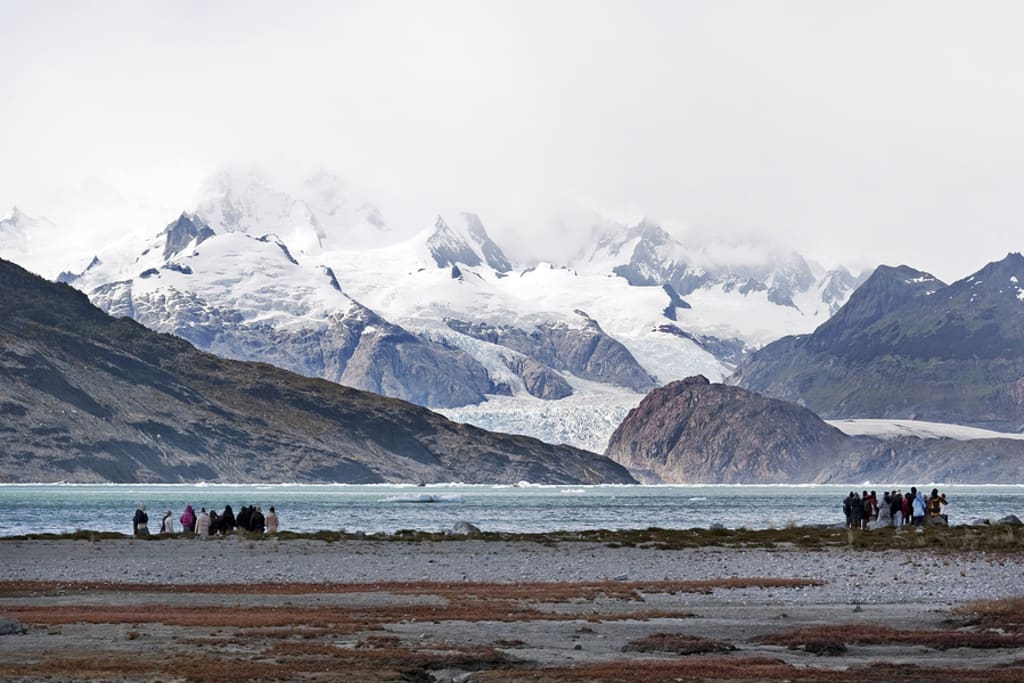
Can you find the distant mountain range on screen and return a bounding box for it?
[606,376,1024,484]
[4,169,863,451]
[730,253,1024,432]
[0,258,634,485]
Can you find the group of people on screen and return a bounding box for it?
[132,503,279,538]
[842,487,948,530]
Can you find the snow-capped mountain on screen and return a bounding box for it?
[574,219,866,347]
[47,170,864,452]
[64,213,496,409]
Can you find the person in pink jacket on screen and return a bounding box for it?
[180,505,196,533]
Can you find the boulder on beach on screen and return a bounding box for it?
[449,521,482,536]
[0,616,26,636]
[996,515,1023,527]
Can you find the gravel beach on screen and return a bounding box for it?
[1,536,1022,605]
[1,536,1023,681]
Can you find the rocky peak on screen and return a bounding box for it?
[463,212,512,273]
[630,218,673,247]
[161,212,215,260]
[809,264,945,348]
[678,374,711,387]
[764,254,816,308]
[947,252,1024,303]
[819,267,864,315]
[426,216,482,269]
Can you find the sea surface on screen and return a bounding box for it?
[2,483,1023,537]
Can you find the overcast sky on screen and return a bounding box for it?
[3,1,1024,281]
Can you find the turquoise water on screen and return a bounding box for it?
[1,483,1022,537]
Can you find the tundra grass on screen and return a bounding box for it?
[6,523,1024,551]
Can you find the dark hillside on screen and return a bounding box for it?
[0,258,635,484]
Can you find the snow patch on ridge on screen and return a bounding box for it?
[827,419,1024,442]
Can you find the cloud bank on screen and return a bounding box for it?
[2,1,1023,280]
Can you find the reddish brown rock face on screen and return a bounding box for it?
[604,375,850,484]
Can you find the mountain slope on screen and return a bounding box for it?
[730,254,1024,430]
[0,258,635,485]
[63,215,497,409]
[605,376,1024,484]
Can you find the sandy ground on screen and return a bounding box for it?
[1,536,1023,682]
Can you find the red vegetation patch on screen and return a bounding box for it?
[956,597,1024,634]
[476,659,1024,682]
[759,624,1024,651]
[623,632,736,655]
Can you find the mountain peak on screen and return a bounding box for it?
[425,214,512,272]
[631,218,672,245]
[161,212,215,260]
[809,263,944,347]
[427,216,481,269]
[962,251,1024,283]
[462,212,512,273]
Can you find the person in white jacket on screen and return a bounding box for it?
[161,511,174,534]
[195,507,211,538]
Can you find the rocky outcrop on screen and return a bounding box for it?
[731,255,1024,431]
[0,617,26,636]
[0,258,635,485]
[446,315,656,392]
[504,356,573,399]
[605,375,1024,484]
[606,376,851,483]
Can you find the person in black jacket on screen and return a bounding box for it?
[221,505,236,533]
[250,506,266,534]
[236,505,252,531]
[132,505,149,537]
